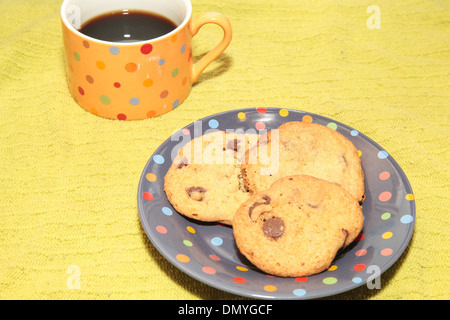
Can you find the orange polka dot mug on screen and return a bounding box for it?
[61,0,232,120]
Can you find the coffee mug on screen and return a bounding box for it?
[61,0,232,120]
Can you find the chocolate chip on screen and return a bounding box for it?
[341,153,348,166]
[186,186,206,201]
[307,202,322,208]
[262,217,285,239]
[248,203,259,217]
[177,157,189,168]
[226,138,240,152]
[248,195,271,217]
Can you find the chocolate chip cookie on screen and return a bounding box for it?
[233,175,364,277]
[164,131,259,225]
[241,121,365,202]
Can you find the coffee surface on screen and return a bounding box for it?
[79,10,178,42]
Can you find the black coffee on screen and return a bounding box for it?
[79,10,178,43]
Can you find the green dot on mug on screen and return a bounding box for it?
[172,68,179,77]
[100,95,111,105]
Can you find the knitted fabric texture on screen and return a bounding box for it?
[0,0,448,299]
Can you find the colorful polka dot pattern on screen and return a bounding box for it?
[63,23,193,120]
[138,108,415,299]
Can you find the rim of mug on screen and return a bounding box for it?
[60,0,193,45]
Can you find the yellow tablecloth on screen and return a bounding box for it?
[1,0,448,300]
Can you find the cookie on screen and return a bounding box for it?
[233,175,364,277]
[164,131,258,225]
[242,121,365,202]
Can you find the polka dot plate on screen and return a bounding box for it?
[137,108,415,299]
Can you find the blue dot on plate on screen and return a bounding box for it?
[208,119,219,129]
[109,46,120,55]
[172,99,180,108]
[181,44,186,53]
[162,207,173,216]
[158,59,165,65]
[351,130,359,136]
[400,215,414,224]
[378,150,389,159]
[153,154,165,164]
[130,97,140,105]
[352,277,363,284]
[211,237,223,246]
[293,289,306,297]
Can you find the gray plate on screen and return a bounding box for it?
[137,108,415,299]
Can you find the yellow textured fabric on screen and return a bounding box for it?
[0,0,449,300]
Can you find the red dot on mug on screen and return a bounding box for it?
[140,43,153,54]
[117,113,127,120]
[78,86,85,95]
[114,82,121,88]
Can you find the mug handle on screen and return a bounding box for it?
[189,12,232,83]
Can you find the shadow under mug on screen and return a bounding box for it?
[61,0,232,120]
